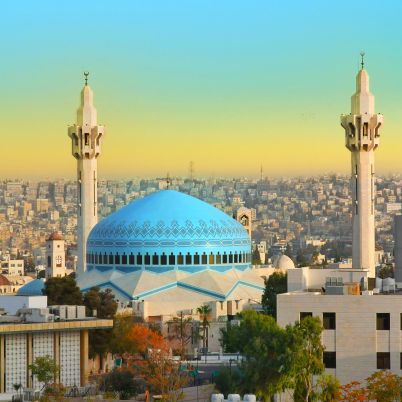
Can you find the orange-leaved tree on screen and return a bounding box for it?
[339,381,368,402]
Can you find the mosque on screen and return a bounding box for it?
[38,75,265,319]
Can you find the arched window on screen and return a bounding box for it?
[115,253,121,265]
[144,253,150,265]
[161,253,167,265]
[223,253,227,264]
[104,253,107,264]
[202,253,207,265]
[137,253,143,265]
[209,253,214,265]
[234,253,238,263]
[216,253,221,264]
[95,254,99,264]
[109,253,113,264]
[229,253,233,264]
[152,253,159,265]
[122,253,127,265]
[185,253,192,265]
[194,253,200,265]
[129,253,135,265]
[169,253,175,265]
[177,253,184,265]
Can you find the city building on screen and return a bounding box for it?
[68,74,105,277]
[1,259,24,276]
[77,190,264,319]
[0,295,112,394]
[45,232,71,278]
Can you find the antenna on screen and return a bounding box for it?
[166,173,171,189]
[84,71,89,86]
[360,51,365,70]
[189,161,194,180]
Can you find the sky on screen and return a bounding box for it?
[1,0,402,179]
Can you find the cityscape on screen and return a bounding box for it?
[2,1,402,401]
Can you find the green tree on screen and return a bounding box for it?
[42,276,83,305]
[102,369,140,400]
[29,355,60,389]
[288,316,324,402]
[197,305,211,351]
[315,373,341,402]
[252,248,261,265]
[83,287,118,369]
[214,366,243,397]
[261,271,287,319]
[220,311,293,401]
[366,370,402,402]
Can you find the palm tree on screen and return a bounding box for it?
[196,305,211,352]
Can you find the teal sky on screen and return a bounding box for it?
[1,0,402,178]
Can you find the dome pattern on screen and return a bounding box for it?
[17,278,45,296]
[86,190,251,273]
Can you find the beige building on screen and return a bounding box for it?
[0,295,112,394]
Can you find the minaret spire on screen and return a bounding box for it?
[68,74,105,277]
[340,56,383,278]
[360,51,365,70]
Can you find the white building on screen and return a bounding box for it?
[68,73,105,276]
[45,232,70,278]
[340,57,383,278]
[1,259,24,276]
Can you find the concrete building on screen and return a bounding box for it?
[236,207,252,237]
[0,295,112,394]
[394,215,402,284]
[45,232,68,278]
[1,259,24,276]
[68,73,105,276]
[340,57,383,277]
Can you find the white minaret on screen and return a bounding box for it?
[341,54,383,277]
[68,73,105,276]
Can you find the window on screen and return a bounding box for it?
[152,253,159,265]
[169,253,175,265]
[161,253,167,265]
[177,253,184,265]
[202,253,207,265]
[137,253,143,265]
[229,253,233,264]
[323,313,336,330]
[323,352,336,369]
[377,352,390,369]
[84,133,89,145]
[377,313,390,330]
[47,256,51,268]
[129,253,135,265]
[122,254,127,265]
[144,253,150,265]
[223,253,228,264]
[109,253,113,264]
[300,312,312,321]
[194,253,200,265]
[216,253,221,264]
[185,253,192,265]
[115,254,120,265]
[234,253,238,263]
[209,253,214,265]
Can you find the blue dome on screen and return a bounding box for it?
[17,278,45,296]
[86,190,251,274]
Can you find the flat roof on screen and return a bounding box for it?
[0,319,113,334]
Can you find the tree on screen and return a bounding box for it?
[29,355,60,389]
[220,310,293,401]
[315,373,341,402]
[197,305,211,351]
[102,369,140,400]
[214,366,243,397]
[339,381,368,402]
[261,271,287,319]
[83,287,118,369]
[42,276,83,305]
[252,248,261,265]
[288,316,324,402]
[144,349,188,402]
[167,312,196,359]
[366,370,401,402]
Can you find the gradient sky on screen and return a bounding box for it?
[1,0,402,179]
